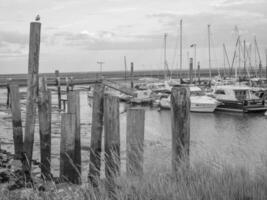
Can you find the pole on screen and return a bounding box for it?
[197,62,201,85]
[38,77,51,179]
[124,56,127,80]
[67,91,81,184]
[126,108,145,177]
[189,58,193,84]
[265,49,267,79]
[89,84,105,186]
[24,21,41,168]
[104,94,120,198]
[179,19,183,79]
[131,62,134,89]
[171,87,190,176]
[9,83,23,157]
[244,40,246,77]
[164,33,168,79]
[208,24,212,82]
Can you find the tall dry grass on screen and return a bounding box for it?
[1,161,267,200]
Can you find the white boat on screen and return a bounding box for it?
[212,85,267,113]
[159,86,218,112]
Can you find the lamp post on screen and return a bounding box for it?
[97,61,104,78]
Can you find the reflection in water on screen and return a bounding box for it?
[1,88,267,177]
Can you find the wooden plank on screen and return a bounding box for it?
[88,84,104,186]
[126,108,145,177]
[60,113,77,183]
[38,77,52,179]
[9,84,23,157]
[102,80,136,97]
[171,86,190,175]
[24,21,41,168]
[104,94,120,193]
[67,91,81,184]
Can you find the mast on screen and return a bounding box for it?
[179,19,183,79]
[164,33,168,79]
[243,40,246,77]
[208,24,212,81]
[124,56,127,80]
[265,49,267,79]
[254,36,262,77]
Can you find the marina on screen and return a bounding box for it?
[1,0,267,198]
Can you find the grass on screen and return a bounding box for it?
[1,162,267,200]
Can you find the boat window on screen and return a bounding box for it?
[191,91,204,96]
[214,90,225,95]
[234,90,249,101]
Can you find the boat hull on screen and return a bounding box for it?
[159,100,217,113]
[215,100,267,113]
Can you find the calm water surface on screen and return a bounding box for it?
[1,87,267,177]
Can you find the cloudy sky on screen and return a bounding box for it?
[0,0,266,74]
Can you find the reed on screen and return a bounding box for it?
[2,161,267,200]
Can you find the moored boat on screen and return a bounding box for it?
[212,85,267,113]
[159,86,218,112]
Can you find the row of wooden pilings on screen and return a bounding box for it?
[6,21,190,197]
[8,80,190,184]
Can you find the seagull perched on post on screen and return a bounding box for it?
[35,14,40,21]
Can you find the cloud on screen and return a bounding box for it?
[0,31,27,45]
[212,0,265,7]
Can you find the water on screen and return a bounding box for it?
[1,87,267,178]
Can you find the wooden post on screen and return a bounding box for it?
[126,108,145,177]
[130,62,134,89]
[88,84,104,186]
[55,70,61,110]
[197,62,201,85]
[67,91,81,184]
[60,113,77,183]
[104,94,120,189]
[171,86,190,175]
[38,77,52,179]
[189,58,193,84]
[9,84,23,157]
[24,21,41,167]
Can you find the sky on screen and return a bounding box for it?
[0,0,267,74]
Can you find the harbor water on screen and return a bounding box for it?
[1,86,267,178]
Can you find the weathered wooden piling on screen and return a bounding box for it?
[38,77,52,179]
[104,94,120,183]
[126,108,145,177]
[9,84,23,157]
[189,58,193,84]
[55,70,61,110]
[89,84,104,186]
[24,21,41,167]
[60,113,77,183]
[171,86,190,175]
[67,91,81,184]
[130,62,134,89]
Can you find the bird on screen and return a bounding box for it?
[35,14,40,21]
